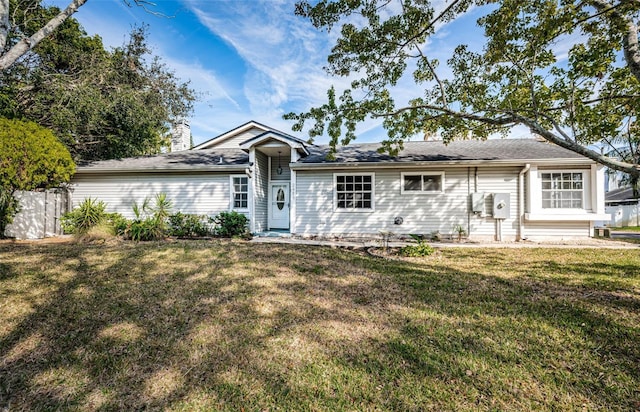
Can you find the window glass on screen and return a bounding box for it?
[541,172,583,209]
[336,174,374,210]
[232,176,248,209]
[402,173,443,193]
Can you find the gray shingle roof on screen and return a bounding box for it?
[76,138,591,173]
[77,148,248,172]
[299,139,587,163]
[606,187,638,202]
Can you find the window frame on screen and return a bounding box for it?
[400,172,445,194]
[333,172,375,212]
[540,170,585,210]
[230,174,249,212]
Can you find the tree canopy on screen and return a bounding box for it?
[286,0,640,180]
[0,1,194,161]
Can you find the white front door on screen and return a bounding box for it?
[269,182,290,229]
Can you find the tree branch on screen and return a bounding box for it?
[0,0,8,52]
[0,0,89,71]
[375,102,640,175]
[587,0,640,83]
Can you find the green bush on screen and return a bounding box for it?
[168,212,213,237]
[213,211,249,238]
[126,218,163,242]
[61,198,107,235]
[107,213,128,236]
[400,236,435,257]
[122,193,173,241]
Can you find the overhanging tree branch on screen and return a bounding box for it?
[588,0,640,82]
[0,0,89,71]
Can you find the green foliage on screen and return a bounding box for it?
[452,224,467,242]
[61,198,107,236]
[400,236,435,257]
[123,193,173,242]
[168,212,213,238]
[0,117,75,237]
[288,0,640,176]
[0,117,75,191]
[0,187,19,237]
[1,5,196,161]
[107,213,129,237]
[213,211,249,238]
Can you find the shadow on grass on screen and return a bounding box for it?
[0,242,638,410]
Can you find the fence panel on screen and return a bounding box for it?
[606,203,640,227]
[4,189,70,239]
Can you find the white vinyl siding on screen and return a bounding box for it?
[296,168,469,235]
[469,167,520,239]
[295,167,524,239]
[72,173,231,219]
[208,127,265,149]
[524,221,591,239]
[253,151,269,232]
[271,152,291,181]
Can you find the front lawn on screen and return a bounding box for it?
[0,240,638,411]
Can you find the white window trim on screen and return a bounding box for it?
[400,171,445,194]
[230,174,249,212]
[539,170,586,211]
[333,172,375,212]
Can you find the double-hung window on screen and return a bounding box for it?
[231,175,248,210]
[541,172,584,209]
[334,173,374,211]
[401,172,444,194]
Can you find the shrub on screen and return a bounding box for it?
[400,235,435,257]
[107,213,128,236]
[61,198,107,235]
[126,218,164,242]
[213,211,248,238]
[123,193,173,241]
[168,212,213,237]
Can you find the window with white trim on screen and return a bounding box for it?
[541,172,584,208]
[231,175,248,210]
[334,173,374,210]
[401,172,444,193]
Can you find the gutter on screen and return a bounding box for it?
[290,158,593,170]
[74,165,249,174]
[518,163,531,241]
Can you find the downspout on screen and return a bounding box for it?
[518,163,531,241]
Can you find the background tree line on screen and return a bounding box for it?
[1,0,195,161]
[0,0,195,237]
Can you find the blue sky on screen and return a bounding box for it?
[45,0,527,146]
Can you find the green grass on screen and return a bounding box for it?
[613,225,640,232]
[0,240,639,411]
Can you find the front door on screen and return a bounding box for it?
[269,182,290,229]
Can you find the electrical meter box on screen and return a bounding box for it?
[470,193,485,214]
[492,193,510,219]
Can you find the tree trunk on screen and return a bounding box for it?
[0,0,89,71]
[0,0,9,52]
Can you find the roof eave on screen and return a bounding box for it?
[290,158,594,170]
[75,164,248,174]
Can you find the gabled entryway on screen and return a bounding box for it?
[239,130,310,234]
